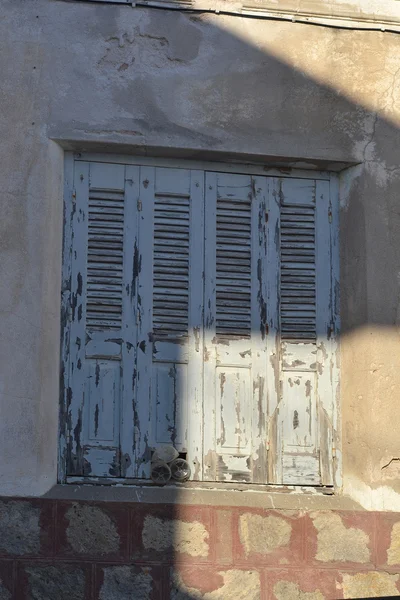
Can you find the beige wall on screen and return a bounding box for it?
[1,0,400,507]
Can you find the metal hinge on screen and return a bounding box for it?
[72,189,76,205]
[137,199,142,211]
[332,446,336,459]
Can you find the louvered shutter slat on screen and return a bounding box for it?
[86,188,124,331]
[215,196,252,340]
[152,193,190,339]
[280,204,316,342]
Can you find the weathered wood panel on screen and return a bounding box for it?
[134,167,204,479]
[62,158,339,487]
[267,176,336,486]
[67,162,137,478]
[203,172,268,483]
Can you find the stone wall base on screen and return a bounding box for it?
[0,498,399,598]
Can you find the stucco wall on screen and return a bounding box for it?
[1,0,400,506]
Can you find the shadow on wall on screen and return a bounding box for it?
[123,9,400,598]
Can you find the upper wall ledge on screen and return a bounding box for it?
[63,0,400,31]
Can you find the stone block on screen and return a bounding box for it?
[339,571,400,598]
[170,566,261,600]
[17,563,91,600]
[376,513,400,568]
[131,504,212,562]
[235,510,304,565]
[307,511,375,566]
[56,501,129,559]
[0,500,53,557]
[96,565,161,600]
[266,568,341,600]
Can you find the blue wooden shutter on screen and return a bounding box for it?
[67,162,139,477]
[203,173,269,483]
[134,167,204,479]
[268,177,336,486]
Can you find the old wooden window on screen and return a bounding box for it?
[61,157,339,487]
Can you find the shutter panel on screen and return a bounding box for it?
[203,173,269,483]
[268,177,335,486]
[67,162,138,477]
[134,167,204,479]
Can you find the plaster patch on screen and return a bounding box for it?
[388,522,400,565]
[171,569,260,600]
[344,477,400,511]
[66,504,120,555]
[311,512,370,563]
[341,571,399,598]
[99,566,152,600]
[239,513,291,557]
[142,516,209,557]
[339,164,363,210]
[273,581,324,600]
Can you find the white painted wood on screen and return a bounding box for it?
[62,158,339,488]
[251,175,269,483]
[282,342,317,371]
[316,179,334,485]
[187,171,205,481]
[282,373,316,448]
[203,171,218,481]
[120,165,140,477]
[67,162,140,477]
[68,161,90,476]
[134,166,155,478]
[279,178,316,205]
[134,167,204,479]
[86,361,120,443]
[203,172,268,483]
[329,174,341,488]
[59,153,75,483]
[278,177,320,484]
[269,176,338,486]
[265,177,281,484]
[282,454,320,485]
[74,153,331,181]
